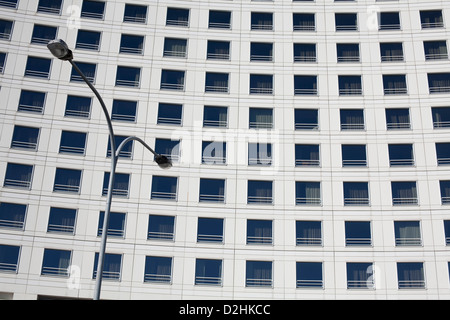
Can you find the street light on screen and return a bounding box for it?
[47,39,172,300]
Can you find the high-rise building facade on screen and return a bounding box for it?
[1,0,450,300]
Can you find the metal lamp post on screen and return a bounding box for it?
[47,39,172,300]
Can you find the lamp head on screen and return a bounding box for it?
[154,154,172,169]
[47,39,73,60]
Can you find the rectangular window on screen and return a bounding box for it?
[31,24,57,45]
[444,220,450,245]
[205,72,229,93]
[65,95,91,118]
[47,207,76,233]
[335,13,358,31]
[81,0,105,20]
[347,262,374,289]
[144,256,172,283]
[0,19,13,40]
[111,99,137,122]
[123,4,147,24]
[386,108,410,130]
[391,181,418,205]
[249,107,273,129]
[294,43,316,62]
[342,144,367,167]
[380,42,404,62]
[383,74,407,95]
[247,180,273,204]
[202,141,226,165]
[120,34,144,55]
[295,109,318,130]
[420,10,443,29]
[246,261,272,287]
[294,75,317,95]
[0,0,18,9]
[207,40,230,60]
[340,109,364,130]
[203,106,228,127]
[4,163,33,189]
[388,144,414,166]
[296,221,322,246]
[295,144,320,166]
[53,168,82,193]
[41,248,71,276]
[25,56,51,79]
[148,215,175,241]
[0,244,20,272]
[433,107,450,128]
[248,143,272,166]
[424,40,448,60]
[151,176,178,201]
[195,259,222,286]
[395,221,422,246]
[197,218,224,243]
[428,73,450,94]
[158,103,182,126]
[107,135,133,159]
[155,138,180,163]
[397,262,425,289]
[115,66,140,87]
[337,44,360,62]
[296,262,323,288]
[0,202,26,229]
[345,221,372,246]
[436,143,450,165]
[37,0,62,15]
[59,131,87,155]
[379,12,401,30]
[251,12,273,30]
[247,219,272,245]
[338,75,362,95]
[102,172,130,197]
[296,181,321,205]
[0,52,6,73]
[250,42,273,62]
[199,178,225,203]
[161,70,185,91]
[70,62,96,83]
[440,181,450,205]
[11,125,40,150]
[293,13,315,31]
[163,38,187,58]
[76,29,101,51]
[250,74,273,94]
[344,182,369,206]
[209,10,231,29]
[93,253,122,280]
[97,211,126,238]
[166,7,189,27]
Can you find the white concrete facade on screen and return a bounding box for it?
[0,0,450,299]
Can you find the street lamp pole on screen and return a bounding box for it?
[47,39,172,300]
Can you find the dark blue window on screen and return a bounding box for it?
[420,10,443,29]
[295,181,321,205]
[294,75,317,95]
[102,172,130,197]
[294,43,316,62]
[340,109,364,130]
[197,218,224,243]
[199,178,225,203]
[163,38,187,58]
[202,141,226,164]
[296,221,322,246]
[98,211,126,237]
[345,221,372,246]
[344,182,369,206]
[76,29,101,51]
[383,74,407,95]
[342,144,367,167]
[111,99,137,122]
[123,4,147,23]
[0,52,6,73]
[93,252,121,280]
[394,221,421,246]
[151,176,178,201]
[144,256,172,283]
[379,12,400,30]
[335,13,358,31]
[397,262,425,289]
[251,12,273,30]
[47,207,76,233]
[424,40,448,60]
[436,142,450,165]
[11,125,40,150]
[158,103,182,126]
[380,42,404,62]
[0,0,18,9]
[41,248,71,276]
[155,138,180,162]
[161,70,185,90]
[337,43,360,62]
[388,144,414,166]
[209,10,231,29]
[293,13,315,31]
[0,202,27,229]
[247,180,273,204]
[70,62,96,83]
[31,24,57,45]
[115,66,140,87]
[347,262,373,289]
[0,19,13,40]
[59,131,87,155]
[166,7,189,27]
[148,215,175,241]
[338,75,362,95]
[0,244,20,272]
[205,72,229,93]
[25,56,51,78]
[195,259,222,286]
[53,168,82,193]
[246,261,272,287]
[250,42,273,61]
[248,143,272,166]
[428,73,450,94]
[65,95,91,118]
[440,181,450,205]
[107,135,133,158]
[247,219,272,244]
[391,181,418,205]
[81,0,105,20]
[386,108,410,129]
[296,262,323,288]
[250,74,273,94]
[207,40,230,60]
[444,220,450,244]
[249,107,273,129]
[37,0,62,15]
[295,109,318,130]
[295,144,320,166]
[4,163,33,189]
[203,106,227,127]
[120,34,144,55]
